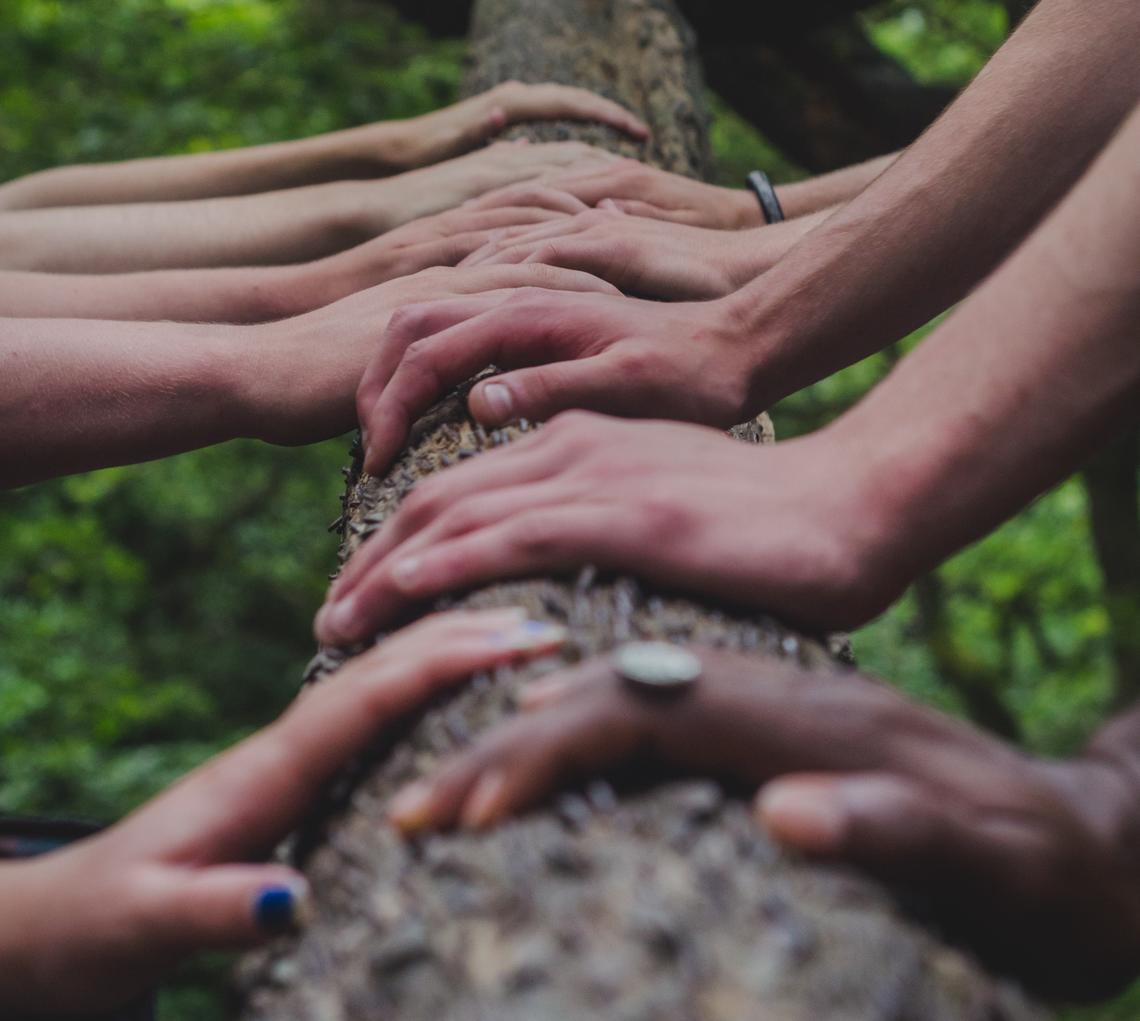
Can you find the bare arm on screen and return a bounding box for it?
[325,100,1140,645]
[0,204,574,322]
[0,142,614,273]
[0,262,616,488]
[732,0,1140,407]
[0,317,251,487]
[0,82,646,211]
[775,151,898,218]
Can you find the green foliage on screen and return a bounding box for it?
[0,1,1135,1018]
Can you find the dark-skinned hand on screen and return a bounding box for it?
[387,646,1140,1001]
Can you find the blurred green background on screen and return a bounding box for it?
[0,1,1135,1017]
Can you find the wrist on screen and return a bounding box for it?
[0,858,61,1010]
[721,185,765,229]
[234,313,353,446]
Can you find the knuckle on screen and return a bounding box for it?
[402,336,435,367]
[386,303,427,339]
[610,345,658,383]
[636,493,693,540]
[511,514,567,560]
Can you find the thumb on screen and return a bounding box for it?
[469,352,648,427]
[755,772,956,873]
[142,864,312,953]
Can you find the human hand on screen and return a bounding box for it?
[497,158,761,229]
[381,141,619,227]
[387,646,1140,1000]
[242,263,620,447]
[0,608,565,1015]
[318,415,900,646]
[460,206,765,298]
[308,201,582,306]
[354,286,766,473]
[394,81,648,168]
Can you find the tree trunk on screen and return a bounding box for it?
[236,3,1046,1017]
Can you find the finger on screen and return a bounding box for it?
[448,206,568,233]
[326,433,560,607]
[126,610,565,862]
[359,295,558,475]
[468,348,661,427]
[598,198,692,223]
[465,184,590,216]
[388,661,637,832]
[356,293,518,470]
[359,271,618,474]
[755,772,1031,887]
[462,239,534,268]
[465,211,617,266]
[340,478,579,591]
[140,865,312,952]
[499,83,650,139]
[328,504,636,640]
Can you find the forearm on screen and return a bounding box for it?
[0,181,375,273]
[830,102,1140,591]
[776,152,898,219]
[724,206,838,287]
[0,122,409,211]
[0,263,333,323]
[733,0,1140,405]
[0,317,256,486]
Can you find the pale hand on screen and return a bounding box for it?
[0,609,565,1015]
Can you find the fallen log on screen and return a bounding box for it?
[237,3,1047,1017]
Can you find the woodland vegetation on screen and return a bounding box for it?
[0,0,1135,1016]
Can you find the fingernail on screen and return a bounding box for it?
[462,770,508,829]
[478,382,513,423]
[317,594,357,642]
[756,783,846,853]
[391,556,421,592]
[493,619,567,650]
[253,881,310,934]
[388,780,436,832]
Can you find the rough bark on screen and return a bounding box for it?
[379,0,954,171]
[236,3,1047,1017]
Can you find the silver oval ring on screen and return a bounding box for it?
[612,641,701,694]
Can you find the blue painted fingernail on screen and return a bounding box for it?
[254,885,299,933]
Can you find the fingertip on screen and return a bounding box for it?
[252,875,312,935]
[461,769,510,830]
[388,779,438,834]
[754,779,848,854]
[597,198,623,212]
[314,593,360,646]
[470,380,514,426]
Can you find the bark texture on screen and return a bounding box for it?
[236,3,1047,1017]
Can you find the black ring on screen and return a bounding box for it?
[746,170,785,224]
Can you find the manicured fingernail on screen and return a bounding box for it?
[462,770,508,829]
[518,675,575,708]
[391,556,421,591]
[253,881,310,934]
[756,783,846,853]
[494,619,567,650]
[478,382,513,423]
[317,594,357,642]
[388,780,436,832]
